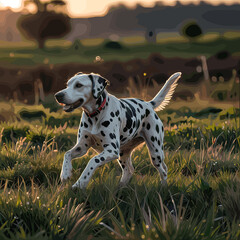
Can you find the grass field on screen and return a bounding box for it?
[1,33,240,66]
[0,98,239,239]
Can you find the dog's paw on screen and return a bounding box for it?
[72,182,81,190]
[72,180,87,190]
[161,179,168,187]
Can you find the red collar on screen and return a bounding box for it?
[85,97,107,118]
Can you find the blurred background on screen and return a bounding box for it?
[0,0,239,108]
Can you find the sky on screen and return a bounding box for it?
[0,0,240,17]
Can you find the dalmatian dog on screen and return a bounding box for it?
[55,72,181,189]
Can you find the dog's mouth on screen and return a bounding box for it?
[59,98,84,112]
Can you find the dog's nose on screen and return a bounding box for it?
[55,92,65,103]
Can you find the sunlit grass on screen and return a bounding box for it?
[80,38,105,46]
[0,98,239,238]
[45,39,72,47]
[121,35,146,45]
[223,31,240,39]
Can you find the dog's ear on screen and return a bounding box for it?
[89,74,109,99]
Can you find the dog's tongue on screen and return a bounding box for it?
[63,105,73,112]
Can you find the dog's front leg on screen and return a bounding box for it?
[60,140,89,182]
[72,148,119,189]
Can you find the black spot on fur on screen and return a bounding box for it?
[88,74,94,82]
[100,157,105,161]
[122,99,136,115]
[145,109,150,117]
[156,125,159,133]
[158,140,161,146]
[162,126,164,132]
[120,152,123,156]
[101,131,105,137]
[124,109,133,129]
[110,112,115,117]
[88,118,92,125]
[84,122,88,128]
[111,142,116,149]
[102,121,110,127]
[146,123,151,130]
[115,110,120,116]
[151,101,156,107]
[103,144,109,147]
[130,99,138,104]
[85,144,88,147]
[151,136,155,142]
[120,101,125,109]
[95,158,100,163]
[121,137,127,142]
[138,103,143,109]
[142,122,145,127]
[98,76,106,84]
[81,122,83,127]
[76,147,81,151]
[155,113,158,120]
[109,133,116,139]
[85,135,88,138]
[107,149,112,153]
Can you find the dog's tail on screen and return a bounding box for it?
[149,72,181,111]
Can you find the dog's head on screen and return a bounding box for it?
[55,72,109,112]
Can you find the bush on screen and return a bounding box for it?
[104,41,123,49]
[2,126,29,142]
[19,109,46,121]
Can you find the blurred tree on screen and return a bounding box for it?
[181,21,202,40]
[17,0,71,49]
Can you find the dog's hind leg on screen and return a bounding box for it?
[148,146,167,184]
[141,118,167,184]
[118,150,134,185]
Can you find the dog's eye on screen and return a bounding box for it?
[75,83,83,88]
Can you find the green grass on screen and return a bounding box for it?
[1,34,240,66]
[0,99,239,239]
